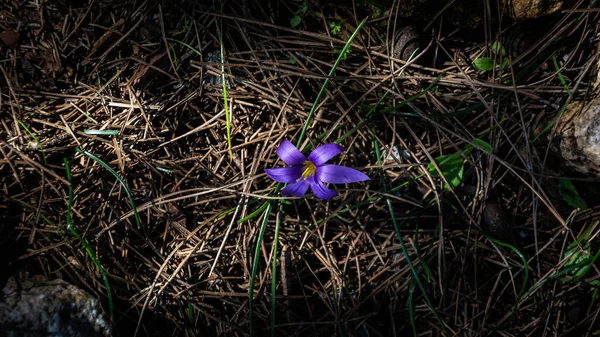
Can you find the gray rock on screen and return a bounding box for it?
[0,274,112,337]
[558,96,600,176]
[506,0,563,20]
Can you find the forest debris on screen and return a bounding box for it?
[0,30,20,48]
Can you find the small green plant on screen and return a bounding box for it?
[247,18,368,337]
[428,152,465,190]
[290,0,309,27]
[333,46,352,59]
[559,179,587,210]
[290,16,301,27]
[76,149,142,229]
[18,120,47,164]
[491,40,506,56]
[473,57,509,71]
[329,21,341,35]
[427,139,492,190]
[559,222,600,284]
[63,158,114,319]
[473,40,509,71]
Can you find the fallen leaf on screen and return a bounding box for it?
[0,31,20,48]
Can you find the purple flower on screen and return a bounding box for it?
[265,139,369,200]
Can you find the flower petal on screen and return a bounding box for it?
[308,143,345,166]
[308,176,338,200]
[281,179,310,197]
[276,139,306,166]
[265,167,303,183]
[316,165,370,184]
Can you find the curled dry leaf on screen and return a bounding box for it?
[0,31,20,48]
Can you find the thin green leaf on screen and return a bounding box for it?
[168,38,202,56]
[408,279,417,337]
[249,203,273,337]
[558,222,598,282]
[219,27,232,161]
[63,158,113,319]
[238,200,269,224]
[559,179,588,210]
[472,138,492,154]
[187,298,194,322]
[532,96,571,142]
[491,41,507,56]
[561,247,600,282]
[18,120,47,164]
[332,285,345,337]
[373,132,449,335]
[553,55,572,96]
[270,206,281,337]
[76,148,142,229]
[485,235,529,297]
[296,17,367,148]
[169,43,179,68]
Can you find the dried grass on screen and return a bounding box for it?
[1,0,600,336]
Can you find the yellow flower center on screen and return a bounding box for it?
[301,160,316,180]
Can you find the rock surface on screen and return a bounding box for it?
[507,0,563,20]
[558,97,600,176]
[0,274,112,337]
[482,203,510,238]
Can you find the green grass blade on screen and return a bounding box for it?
[239,199,270,224]
[552,55,572,96]
[408,278,417,337]
[332,284,345,337]
[18,120,47,164]
[7,196,55,226]
[168,38,202,56]
[169,43,179,68]
[296,17,367,148]
[486,236,529,298]
[270,204,282,337]
[168,34,233,161]
[372,132,449,336]
[220,28,232,162]
[76,148,142,229]
[63,158,114,319]
[249,202,273,337]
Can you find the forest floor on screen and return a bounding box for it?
[1,0,599,336]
